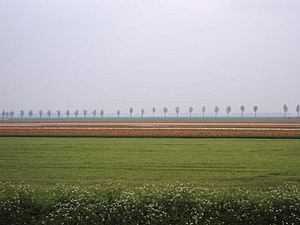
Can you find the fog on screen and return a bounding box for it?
[1,0,300,116]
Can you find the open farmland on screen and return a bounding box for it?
[1,122,300,138]
[1,122,300,224]
[0,137,299,189]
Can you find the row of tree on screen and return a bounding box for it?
[0,109,104,119]
[1,105,300,119]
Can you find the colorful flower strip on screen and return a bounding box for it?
[0,128,299,138]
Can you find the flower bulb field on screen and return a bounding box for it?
[1,121,300,138]
[1,121,300,224]
[0,121,300,188]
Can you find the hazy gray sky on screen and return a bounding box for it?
[1,0,300,116]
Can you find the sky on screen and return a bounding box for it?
[1,0,300,116]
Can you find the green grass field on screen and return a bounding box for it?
[0,137,299,189]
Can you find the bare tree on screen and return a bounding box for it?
[253,106,258,117]
[117,110,120,118]
[57,110,61,119]
[46,110,51,118]
[66,110,70,118]
[188,107,193,117]
[5,111,9,118]
[38,110,43,118]
[152,107,156,118]
[141,109,145,118]
[2,110,5,119]
[83,110,88,118]
[175,106,180,117]
[74,110,79,119]
[163,107,168,117]
[240,105,245,118]
[20,110,25,119]
[28,110,33,119]
[100,110,104,118]
[283,104,288,117]
[92,110,97,118]
[296,104,300,118]
[202,106,206,117]
[226,106,231,117]
[214,106,220,117]
[129,107,133,118]
[9,111,14,118]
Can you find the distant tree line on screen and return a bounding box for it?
[1,104,300,119]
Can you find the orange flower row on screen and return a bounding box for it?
[0,128,300,138]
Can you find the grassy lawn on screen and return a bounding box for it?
[0,137,299,189]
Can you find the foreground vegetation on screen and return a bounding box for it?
[1,182,299,225]
[1,138,299,224]
[1,138,300,189]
